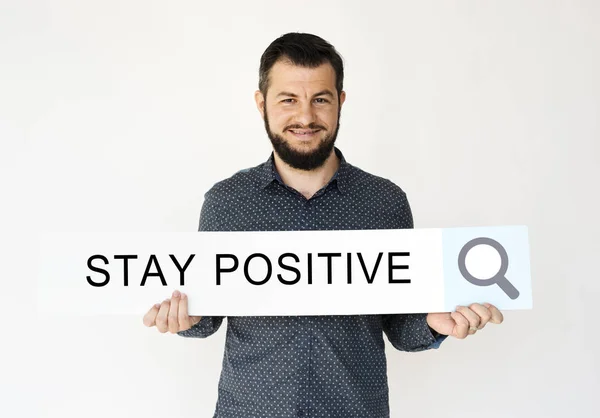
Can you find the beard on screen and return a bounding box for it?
[263,102,341,171]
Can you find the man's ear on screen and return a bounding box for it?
[339,90,346,108]
[254,90,265,119]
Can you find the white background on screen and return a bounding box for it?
[2,1,599,417]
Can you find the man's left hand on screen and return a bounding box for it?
[427,303,504,339]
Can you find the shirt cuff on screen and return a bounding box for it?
[176,316,224,338]
[427,325,449,349]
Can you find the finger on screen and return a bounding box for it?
[143,303,161,327]
[178,293,191,331]
[469,303,492,329]
[155,299,170,333]
[484,303,504,324]
[456,306,481,333]
[450,311,469,339]
[168,291,181,334]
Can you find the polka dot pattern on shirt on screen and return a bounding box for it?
[177,147,445,418]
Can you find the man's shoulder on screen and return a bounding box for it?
[203,162,266,200]
[346,162,408,198]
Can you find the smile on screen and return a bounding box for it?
[289,129,321,138]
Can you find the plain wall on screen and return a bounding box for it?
[2,1,599,417]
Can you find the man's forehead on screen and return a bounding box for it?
[269,60,336,90]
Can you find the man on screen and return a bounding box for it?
[143,32,503,418]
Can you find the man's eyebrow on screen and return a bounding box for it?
[275,90,335,99]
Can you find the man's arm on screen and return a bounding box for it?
[176,316,224,339]
[177,189,225,339]
[381,187,448,351]
[382,313,447,352]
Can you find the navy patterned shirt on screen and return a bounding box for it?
[178,147,447,418]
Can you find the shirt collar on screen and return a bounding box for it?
[259,146,349,194]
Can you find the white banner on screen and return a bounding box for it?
[36,225,532,316]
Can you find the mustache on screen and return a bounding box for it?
[285,124,326,131]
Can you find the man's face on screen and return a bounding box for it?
[255,60,346,170]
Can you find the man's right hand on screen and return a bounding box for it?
[143,290,202,333]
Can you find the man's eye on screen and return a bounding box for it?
[281,98,329,104]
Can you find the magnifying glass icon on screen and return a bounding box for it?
[458,237,520,300]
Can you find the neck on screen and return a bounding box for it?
[273,149,340,199]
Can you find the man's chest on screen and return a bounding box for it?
[218,190,403,232]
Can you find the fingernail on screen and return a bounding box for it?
[173,290,180,298]
[181,293,186,299]
[154,303,160,308]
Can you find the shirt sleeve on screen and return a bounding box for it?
[382,313,447,352]
[380,187,448,351]
[177,189,226,339]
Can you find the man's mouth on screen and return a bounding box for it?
[288,129,321,137]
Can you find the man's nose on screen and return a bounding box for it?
[294,101,316,127]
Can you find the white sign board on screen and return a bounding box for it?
[36,225,532,316]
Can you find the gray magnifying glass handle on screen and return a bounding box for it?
[496,277,520,300]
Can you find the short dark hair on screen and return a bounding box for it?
[258,32,344,100]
